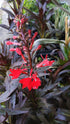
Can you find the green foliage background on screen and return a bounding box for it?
[23,0,38,14]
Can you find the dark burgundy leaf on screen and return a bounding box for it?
[16,0,21,6]
[36,0,39,3]
[53,60,70,79]
[9,21,15,31]
[38,2,42,9]
[43,2,47,14]
[46,9,54,21]
[46,85,70,99]
[57,50,65,60]
[62,61,70,69]
[0,77,19,103]
[22,6,38,20]
[55,114,66,121]
[58,70,70,76]
[1,7,15,17]
[19,0,25,14]
[0,108,29,116]
[56,109,70,122]
[47,0,51,4]
[0,116,5,123]
[9,3,18,15]
[15,97,27,109]
[0,24,10,30]
[18,91,23,103]
[13,0,18,14]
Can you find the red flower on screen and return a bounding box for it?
[29,32,38,50]
[6,41,21,46]
[28,29,31,37]
[10,48,16,52]
[9,68,27,79]
[16,21,20,29]
[15,48,23,55]
[19,70,41,91]
[9,68,22,79]
[32,73,41,89]
[34,45,42,51]
[10,48,27,63]
[23,46,27,54]
[36,55,54,68]
[20,18,28,25]
[15,48,27,63]
[6,41,13,45]
[13,36,18,40]
[20,18,25,24]
[32,32,38,41]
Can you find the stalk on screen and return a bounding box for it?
[26,43,32,69]
[21,30,32,69]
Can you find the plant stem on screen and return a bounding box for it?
[26,43,32,69]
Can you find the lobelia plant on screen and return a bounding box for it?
[0,14,58,124]
[1,1,70,124]
[6,15,54,91]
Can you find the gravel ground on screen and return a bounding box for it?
[0,1,13,43]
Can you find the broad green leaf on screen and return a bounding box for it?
[33,38,65,48]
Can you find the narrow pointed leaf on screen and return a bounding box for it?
[1,7,15,17]
[33,38,65,48]
[0,24,10,30]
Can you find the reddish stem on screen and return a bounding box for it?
[21,30,32,69]
[26,43,32,69]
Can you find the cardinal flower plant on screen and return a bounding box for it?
[1,0,70,123]
[6,15,54,91]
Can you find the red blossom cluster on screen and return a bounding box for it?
[13,15,28,31]
[36,55,55,68]
[19,73,41,91]
[6,15,55,91]
[9,68,41,91]
[9,68,27,79]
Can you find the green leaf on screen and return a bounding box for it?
[33,38,65,48]
[60,43,69,61]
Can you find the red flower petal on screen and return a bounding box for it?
[10,48,27,63]
[9,68,22,79]
[16,21,20,28]
[9,68,27,79]
[15,48,22,55]
[20,18,28,25]
[10,48,16,51]
[13,36,18,40]
[32,77,41,89]
[36,55,55,68]
[32,32,38,41]
[6,41,13,45]
[19,72,41,91]
[29,32,38,50]
[28,29,31,37]
[19,77,32,90]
